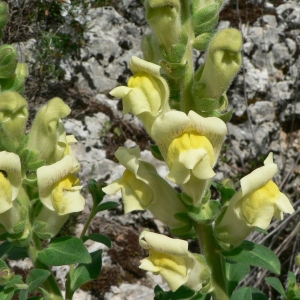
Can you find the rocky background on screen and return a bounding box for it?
[4,0,300,299]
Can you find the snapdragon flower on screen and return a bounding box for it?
[103,147,189,230]
[215,153,294,248]
[139,229,211,292]
[151,110,227,204]
[110,56,170,132]
[37,155,85,215]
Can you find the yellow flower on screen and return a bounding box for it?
[0,151,21,214]
[110,56,170,132]
[27,97,71,162]
[139,229,210,292]
[215,153,294,248]
[37,155,84,215]
[151,110,227,204]
[103,147,188,230]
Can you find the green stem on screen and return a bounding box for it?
[80,205,98,240]
[179,0,195,114]
[194,222,229,300]
[27,234,63,300]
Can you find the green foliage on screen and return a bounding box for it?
[222,241,281,275]
[38,236,91,266]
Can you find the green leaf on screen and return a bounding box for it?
[250,287,268,300]
[0,241,15,260]
[265,277,286,298]
[165,285,196,299]
[26,269,51,293]
[222,241,280,275]
[154,285,166,300]
[226,260,250,295]
[0,287,14,300]
[188,200,221,224]
[88,179,106,207]
[67,250,102,297]
[230,287,252,300]
[4,275,24,289]
[38,236,91,266]
[38,287,53,300]
[96,201,119,213]
[82,233,111,248]
[150,144,164,161]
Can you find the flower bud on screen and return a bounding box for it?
[0,45,18,78]
[0,92,28,140]
[0,260,13,286]
[27,97,71,162]
[144,0,181,55]
[194,28,242,102]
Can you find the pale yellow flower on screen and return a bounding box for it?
[37,155,84,215]
[151,110,227,204]
[103,147,188,230]
[110,56,170,132]
[0,151,21,214]
[215,153,294,248]
[139,229,210,292]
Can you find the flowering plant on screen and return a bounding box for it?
[0,3,116,299]
[105,1,297,299]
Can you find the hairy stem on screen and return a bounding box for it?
[27,234,63,300]
[194,222,229,300]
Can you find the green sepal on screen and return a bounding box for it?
[160,43,186,63]
[150,144,164,161]
[0,2,9,30]
[226,260,250,296]
[195,97,224,113]
[160,60,188,79]
[0,259,13,286]
[192,4,218,25]
[12,219,26,235]
[0,63,28,94]
[222,240,281,275]
[32,220,52,240]
[265,277,286,299]
[193,32,215,51]
[199,109,233,123]
[194,15,219,36]
[38,236,91,266]
[171,212,195,238]
[148,0,180,10]
[26,160,46,172]
[179,193,193,206]
[8,228,32,248]
[0,45,18,78]
[66,249,102,298]
[188,200,221,224]
[23,176,38,188]
[82,233,111,248]
[88,179,106,207]
[0,137,16,153]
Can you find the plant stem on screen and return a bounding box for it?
[194,222,229,300]
[179,0,195,114]
[27,234,63,300]
[80,205,98,240]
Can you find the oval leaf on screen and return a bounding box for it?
[222,241,280,275]
[230,287,252,300]
[68,249,102,296]
[83,233,111,248]
[38,237,91,266]
[96,201,119,213]
[26,269,51,293]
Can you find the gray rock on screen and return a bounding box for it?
[272,43,292,68]
[248,101,275,125]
